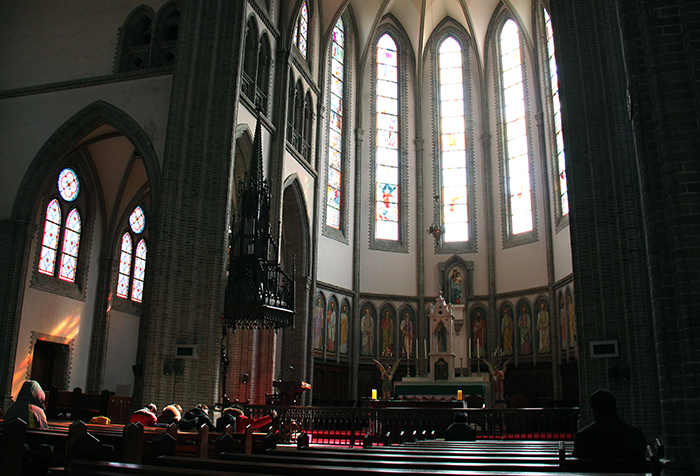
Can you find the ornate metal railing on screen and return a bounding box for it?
[246,405,580,446]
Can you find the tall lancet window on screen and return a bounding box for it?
[293,2,309,59]
[38,168,82,283]
[543,8,568,218]
[500,20,533,236]
[117,206,147,302]
[375,33,400,242]
[438,37,469,242]
[326,18,344,231]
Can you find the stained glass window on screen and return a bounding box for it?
[439,37,469,242]
[39,199,62,276]
[500,20,533,235]
[132,239,147,302]
[326,18,344,230]
[375,34,399,241]
[117,233,133,298]
[129,206,146,233]
[58,168,79,202]
[294,2,309,59]
[544,9,568,216]
[58,208,81,282]
[117,206,147,302]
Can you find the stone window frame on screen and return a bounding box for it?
[292,1,313,67]
[535,2,570,233]
[489,11,539,249]
[429,22,478,254]
[368,20,411,253]
[322,11,355,243]
[114,2,181,74]
[30,153,97,302]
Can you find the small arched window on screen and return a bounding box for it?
[38,168,82,283]
[256,34,271,110]
[242,18,259,102]
[293,2,309,59]
[116,206,147,303]
[499,20,533,237]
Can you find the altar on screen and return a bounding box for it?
[392,292,493,407]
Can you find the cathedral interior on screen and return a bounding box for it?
[0,0,698,471]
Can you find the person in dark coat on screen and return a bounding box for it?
[573,389,647,459]
[157,404,182,425]
[444,412,477,441]
[4,380,49,429]
[178,403,215,431]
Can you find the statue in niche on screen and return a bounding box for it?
[381,309,394,357]
[339,303,349,354]
[519,305,532,355]
[501,307,514,355]
[360,307,374,356]
[536,302,551,354]
[435,322,448,352]
[449,268,462,304]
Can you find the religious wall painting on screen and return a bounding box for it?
[500,303,515,356]
[535,298,551,354]
[558,291,568,350]
[339,300,350,354]
[517,302,532,356]
[566,288,576,349]
[360,303,376,356]
[327,297,338,353]
[470,308,486,358]
[398,306,415,358]
[379,306,395,358]
[313,293,326,351]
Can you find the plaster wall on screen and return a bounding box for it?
[0,76,172,220]
[103,309,139,396]
[12,212,102,398]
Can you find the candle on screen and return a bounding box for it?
[457,390,463,400]
[424,339,428,359]
[468,339,471,358]
[477,339,480,358]
[372,389,377,400]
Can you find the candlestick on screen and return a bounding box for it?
[424,339,428,360]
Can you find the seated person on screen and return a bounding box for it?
[444,412,477,441]
[4,380,49,429]
[157,404,182,425]
[129,403,157,427]
[573,389,647,459]
[178,403,215,431]
[216,407,275,433]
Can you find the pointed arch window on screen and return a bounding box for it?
[326,17,344,232]
[499,20,533,237]
[543,8,568,219]
[38,168,82,283]
[293,2,309,59]
[438,36,469,243]
[116,206,147,303]
[375,33,400,242]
